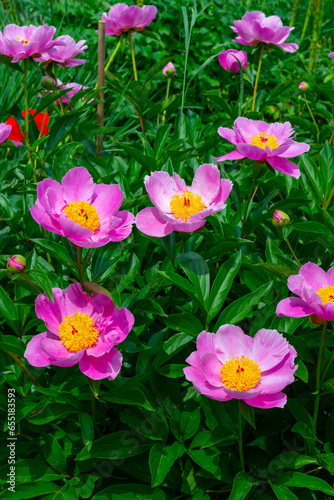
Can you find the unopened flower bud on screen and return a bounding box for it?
[272,210,290,229]
[298,81,309,92]
[41,76,57,89]
[7,255,26,273]
[162,62,176,78]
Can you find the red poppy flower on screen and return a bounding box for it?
[6,110,49,145]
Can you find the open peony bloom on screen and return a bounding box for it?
[218,49,248,73]
[216,117,310,179]
[277,262,334,322]
[231,11,298,53]
[30,167,134,248]
[184,325,297,409]
[0,24,62,63]
[24,283,134,380]
[102,3,157,36]
[0,123,12,144]
[135,164,233,237]
[34,35,87,67]
[6,110,49,146]
[163,62,176,77]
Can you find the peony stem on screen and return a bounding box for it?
[128,33,138,81]
[23,59,31,160]
[286,237,302,267]
[21,272,42,294]
[313,320,328,426]
[162,78,171,122]
[105,38,121,73]
[5,351,39,386]
[251,44,264,112]
[323,184,334,210]
[77,247,85,287]
[241,178,256,237]
[54,64,65,116]
[238,400,245,471]
[304,94,320,136]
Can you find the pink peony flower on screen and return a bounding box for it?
[34,34,87,67]
[102,3,157,36]
[276,262,334,321]
[0,123,12,143]
[184,325,297,409]
[30,167,134,248]
[216,117,310,179]
[24,282,134,380]
[218,49,248,73]
[329,52,334,59]
[162,62,176,77]
[135,164,233,237]
[231,11,298,53]
[0,24,62,63]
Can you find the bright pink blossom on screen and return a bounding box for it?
[184,325,297,409]
[135,164,233,237]
[216,117,310,179]
[277,262,334,321]
[163,62,176,77]
[24,283,134,380]
[218,49,248,73]
[30,167,134,248]
[231,11,298,53]
[0,123,12,143]
[0,24,62,63]
[34,35,87,67]
[102,3,157,36]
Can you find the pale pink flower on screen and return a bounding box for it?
[218,49,248,73]
[102,3,157,36]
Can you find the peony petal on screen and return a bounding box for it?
[218,127,239,145]
[201,352,223,387]
[62,167,95,203]
[215,325,248,363]
[245,392,287,408]
[250,329,290,371]
[135,207,174,237]
[266,156,300,178]
[276,297,313,317]
[24,332,52,367]
[79,347,123,380]
[215,150,245,162]
[191,164,220,205]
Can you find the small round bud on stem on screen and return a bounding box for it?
[162,62,176,78]
[7,255,27,273]
[298,81,309,92]
[272,210,290,229]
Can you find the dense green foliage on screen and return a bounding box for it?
[1,0,334,499]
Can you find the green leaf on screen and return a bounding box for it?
[0,482,61,499]
[47,112,82,152]
[239,400,256,429]
[201,237,253,259]
[0,334,25,357]
[271,483,299,500]
[177,252,210,312]
[32,239,74,267]
[0,285,20,335]
[92,484,167,500]
[207,252,242,323]
[180,402,201,440]
[0,54,23,72]
[214,281,273,330]
[76,431,152,461]
[43,434,67,472]
[0,459,64,484]
[156,270,195,296]
[294,359,308,383]
[229,471,256,499]
[164,312,203,336]
[323,377,334,394]
[275,472,334,495]
[186,448,221,479]
[154,333,194,367]
[149,441,181,487]
[103,379,155,411]
[79,413,95,451]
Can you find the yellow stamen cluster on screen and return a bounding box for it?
[16,37,29,45]
[316,285,334,306]
[59,312,99,352]
[64,201,100,232]
[220,355,261,391]
[170,190,205,222]
[250,132,279,151]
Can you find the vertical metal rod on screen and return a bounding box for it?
[96,20,106,157]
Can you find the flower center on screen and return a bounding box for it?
[220,355,261,391]
[170,190,205,222]
[16,36,29,45]
[250,132,279,151]
[316,285,334,305]
[59,312,99,352]
[64,201,99,232]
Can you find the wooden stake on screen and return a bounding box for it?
[96,20,106,157]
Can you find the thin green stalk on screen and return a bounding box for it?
[54,64,65,115]
[323,183,334,210]
[105,38,121,72]
[238,401,245,471]
[313,321,328,426]
[162,78,172,122]
[23,59,31,159]
[286,237,302,267]
[304,94,320,135]
[251,44,264,112]
[241,178,256,237]
[301,0,314,42]
[128,33,138,81]
[5,351,39,386]
[21,272,42,294]
[290,0,300,27]
[308,0,321,72]
[77,247,84,287]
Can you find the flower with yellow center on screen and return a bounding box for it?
[316,285,334,306]
[64,201,100,232]
[170,190,205,222]
[250,132,279,151]
[59,312,99,352]
[16,37,29,45]
[220,355,261,391]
